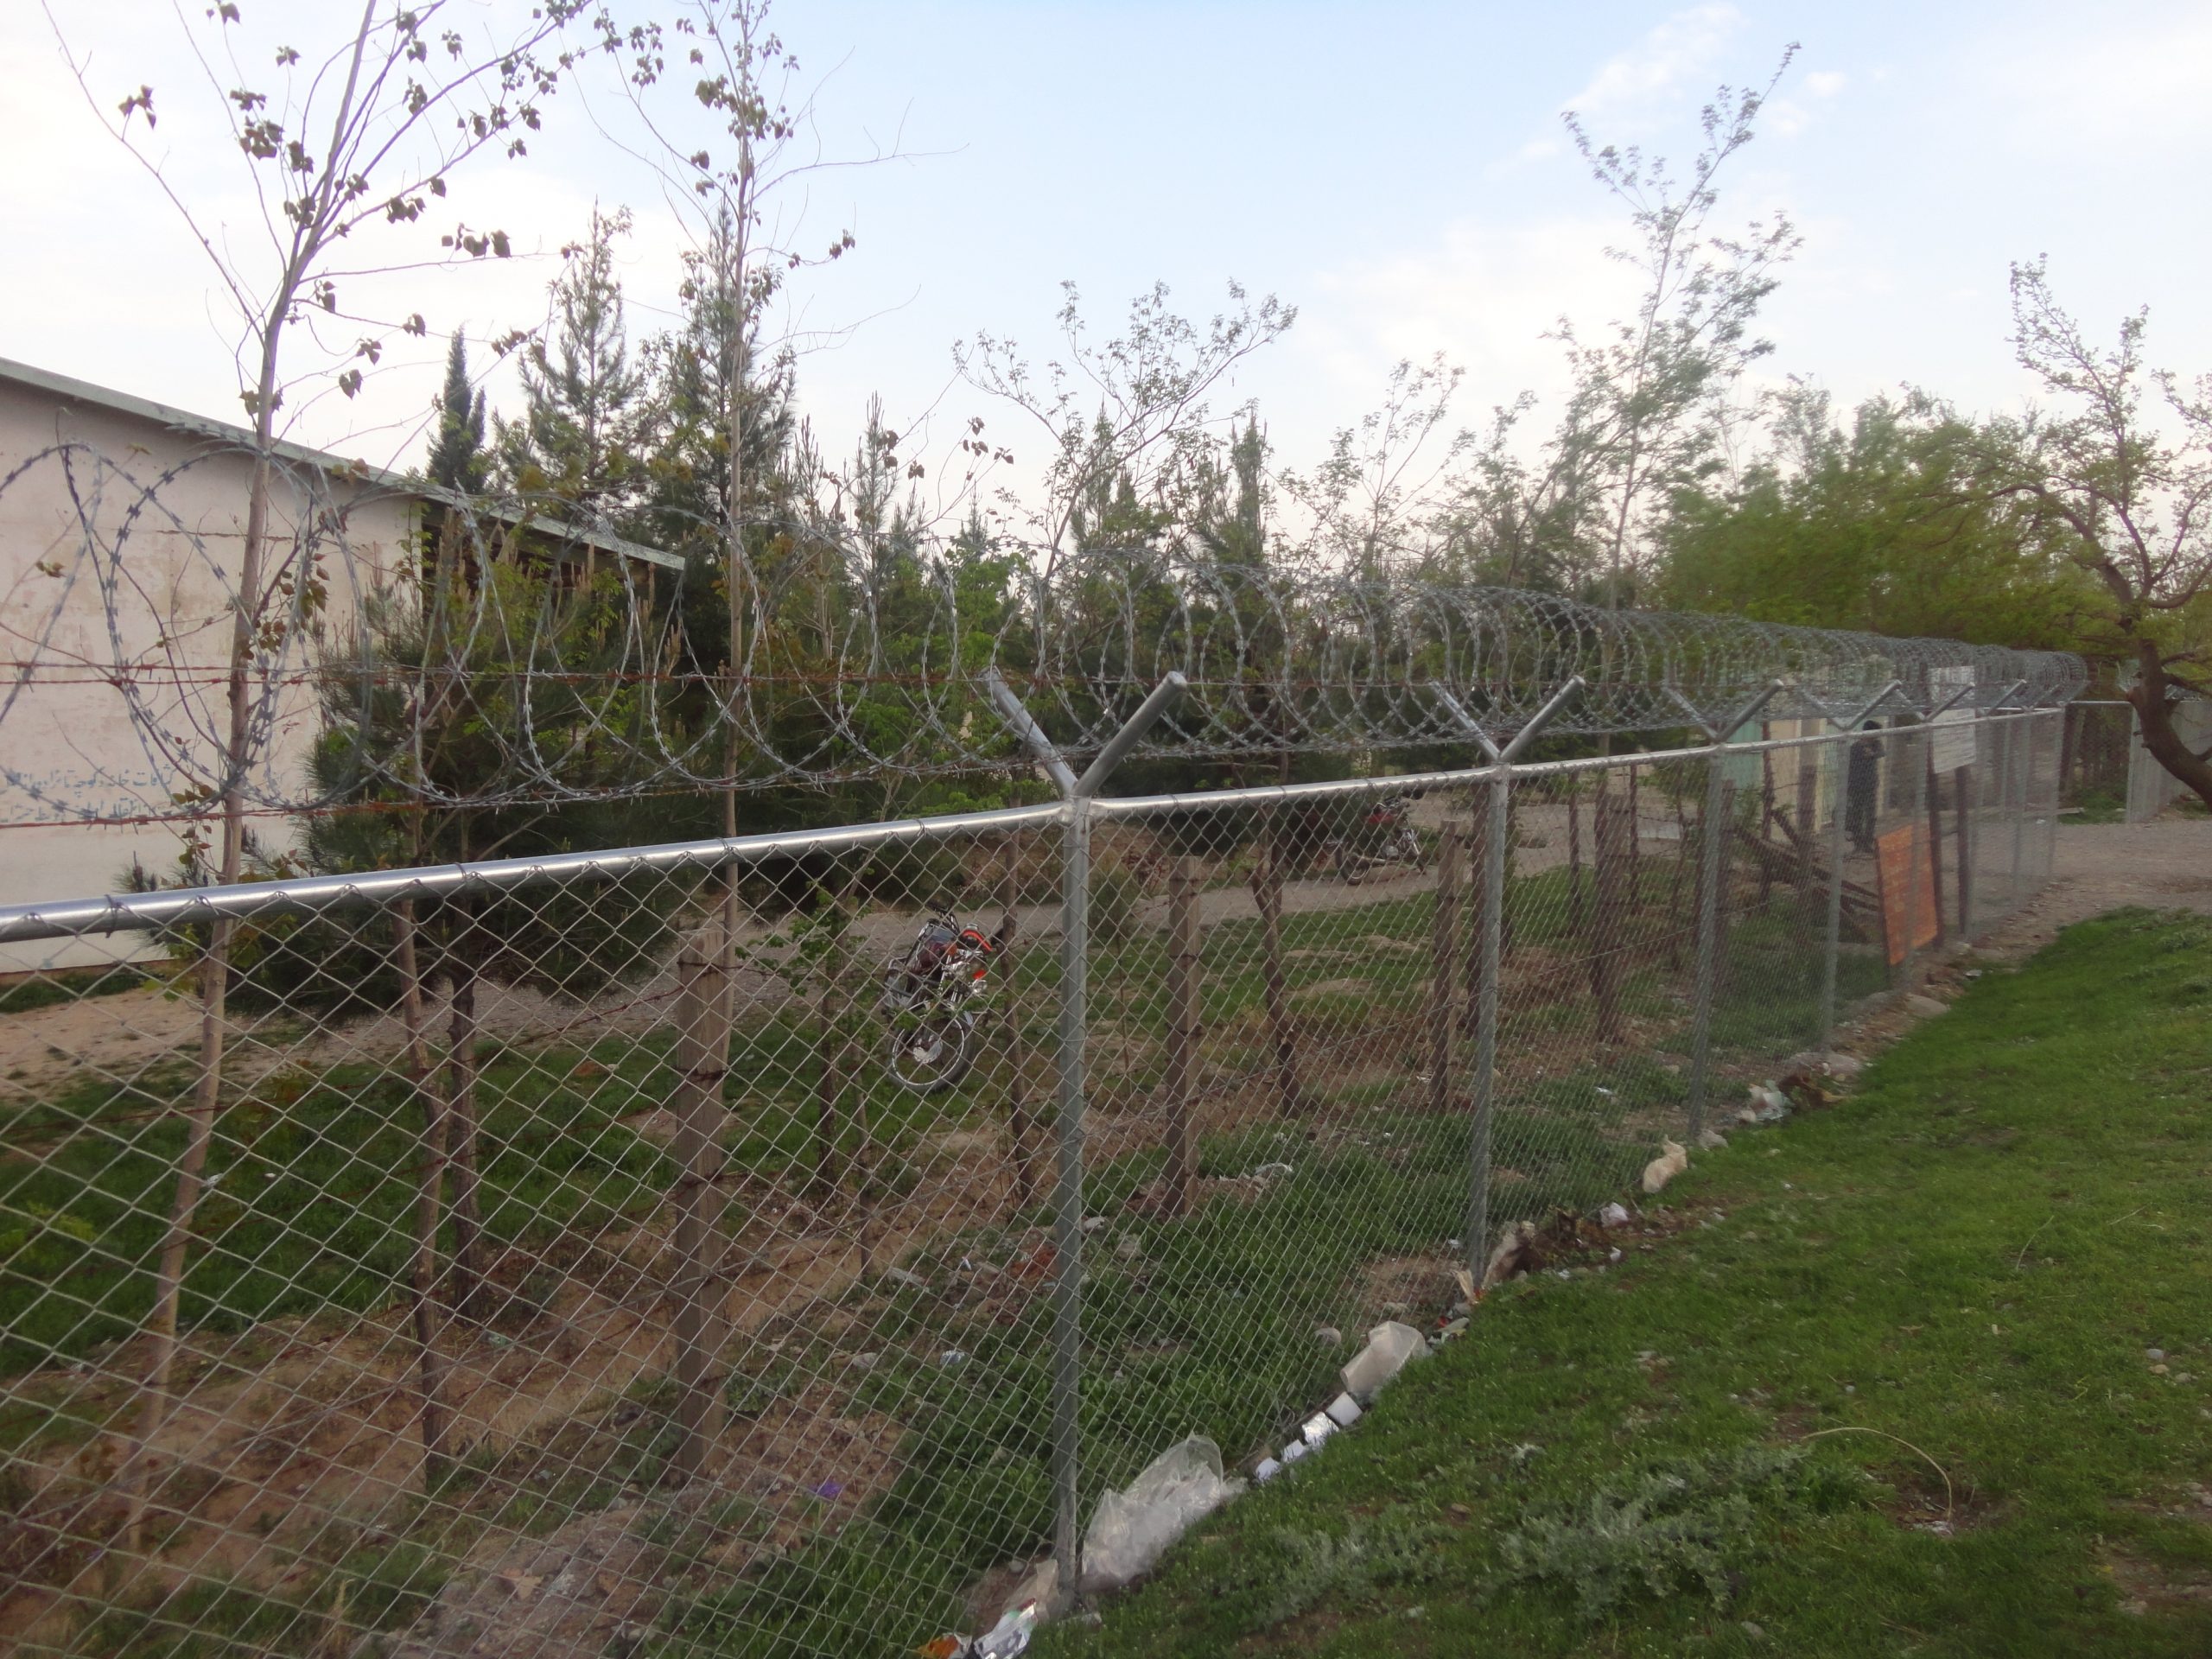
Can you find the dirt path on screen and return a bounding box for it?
[1982,817,2212,955]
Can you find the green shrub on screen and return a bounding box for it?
[1489,1443,1862,1620]
[1089,861,1143,947]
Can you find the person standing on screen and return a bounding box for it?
[1847,723,1883,855]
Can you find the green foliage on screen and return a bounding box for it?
[426,332,490,494]
[0,1038,677,1371]
[1490,1444,1851,1619]
[495,205,648,521]
[308,522,693,1003]
[1088,861,1143,948]
[1203,1512,1449,1631]
[117,837,400,1015]
[1662,388,2088,646]
[59,1534,447,1656]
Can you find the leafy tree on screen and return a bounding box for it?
[426,332,490,493]
[1963,262,2212,808]
[51,0,619,1528]
[1660,385,2088,647]
[957,280,1295,578]
[605,0,894,867]
[310,522,683,986]
[1554,48,1802,606]
[1283,355,1466,579]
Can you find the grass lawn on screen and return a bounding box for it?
[1034,908,2212,1658]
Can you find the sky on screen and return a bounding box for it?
[6,0,2210,521]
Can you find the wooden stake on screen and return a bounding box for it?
[1590,792,1630,1042]
[998,844,1037,1209]
[394,899,448,1484]
[668,921,734,1484]
[1251,825,1303,1116]
[1163,857,1202,1215]
[1428,824,1463,1114]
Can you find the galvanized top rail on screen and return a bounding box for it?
[0,706,2063,944]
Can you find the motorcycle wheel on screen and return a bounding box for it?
[885,1007,976,1093]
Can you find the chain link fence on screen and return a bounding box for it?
[0,707,2063,1657]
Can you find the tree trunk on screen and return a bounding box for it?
[996,846,1038,1209]
[2131,648,2212,810]
[1566,786,1585,935]
[1665,791,1691,972]
[443,957,488,1320]
[1250,826,1303,1116]
[1428,824,1463,1113]
[667,924,734,1484]
[117,353,285,1548]
[810,917,850,1198]
[1791,750,1821,963]
[1162,857,1202,1215]
[1462,804,1492,1034]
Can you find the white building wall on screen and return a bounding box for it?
[0,377,413,971]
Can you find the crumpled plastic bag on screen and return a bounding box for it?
[1339,1319,1431,1402]
[969,1599,1039,1658]
[1080,1436,1245,1592]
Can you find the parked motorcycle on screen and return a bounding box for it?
[880,913,1002,1091]
[1334,797,1427,886]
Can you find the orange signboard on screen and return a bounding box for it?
[1875,823,1940,966]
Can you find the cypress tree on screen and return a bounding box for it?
[426,333,489,494]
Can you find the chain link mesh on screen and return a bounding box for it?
[0,710,2065,1656]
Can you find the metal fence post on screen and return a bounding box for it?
[2044,709,2062,881]
[1468,767,1509,1273]
[1688,753,1730,1141]
[1670,683,1783,1142]
[986,668,1184,1599]
[1164,856,1202,1216]
[1427,823,1463,1118]
[1435,678,1581,1281]
[1051,791,1090,1582]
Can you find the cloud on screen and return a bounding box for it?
[1487,4,1747,175]
[1280,214,1642,444]
[1561,4,1747,122]
[1975,10,2212,149]
[1764,69,1846,136]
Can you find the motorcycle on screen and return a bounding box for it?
[1334,796,1427,886]
[879,912,1002,1092]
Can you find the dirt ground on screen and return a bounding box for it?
[1981,816,2212,950]
[1816,815,2212,1064]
